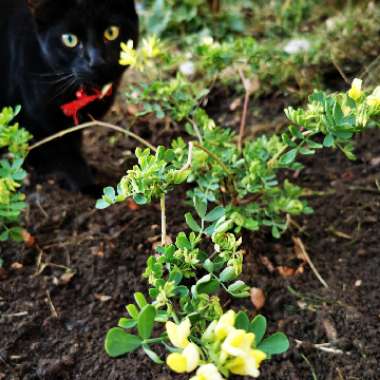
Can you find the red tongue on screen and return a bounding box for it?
[60,85,113,125]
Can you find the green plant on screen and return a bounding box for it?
[99,10,380,377]
[104,198,288,379]
[0,106,31,241]
[140,0,252,40]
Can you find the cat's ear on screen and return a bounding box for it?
[26,0,44,15]
[117,0,138,16]
[27,0,58,27]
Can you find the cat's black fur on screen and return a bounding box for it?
[0,0,138,193]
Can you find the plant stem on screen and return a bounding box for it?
[187,118,204,144]
[193,142,233,176]
[160,195,167,246]
[267,130,314,168]
[238,69,251,152]
[177,142,194,173]
[143,337,166,345]
[28,120,157,152]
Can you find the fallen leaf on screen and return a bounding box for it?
[230,98,242,111]
[60,271,75,285]
[259,255,275,273]
[21,230,36,248]
[277,266,298,278]
[11,262,23,270]
[95,294,112,302]
[127,198,139,211]
[322,318,338,341]
[127,103,142,116]
[250,287,265,310]
[0,268,8,281]
[370,156,380,166]
[91,244,104,257]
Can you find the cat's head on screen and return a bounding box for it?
[28,0,139,89]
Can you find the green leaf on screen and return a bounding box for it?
[235,312,250,331]
[175,232,192,249]
[170,169,190,184]
[104,187,116,201]
[105,328,142,357]
[134,194,148,205]
[323,134,334,147]
[279,148,298,165]
[194,196,207,218]
[137,305,156,340]
[219,266,237,283]
[126,304,139,320]
[227,281,250,298]
[250,315,267,345]
[185,213,202,233]
[169,270,183,285]
[203,259,214,273]
[143,345,164,364]
[214,219,233,234]
[196,274,220,295]
[118,318,137,330]
[257,332,289,356]
[174,285,189,297]
[204,206,225,222]
[96,199,110,210]
[134,292,148,309]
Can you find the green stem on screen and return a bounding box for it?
[143,337,166,345]
[267,130,314,168]
[160,195,167,246]
[28,120,157,152]
[193,142,233,176]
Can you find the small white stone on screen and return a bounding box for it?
[201,36,214,46]
[179,61,196,77]
[283,39,311,55]
[355,280,362,287]
[326,17,337,31]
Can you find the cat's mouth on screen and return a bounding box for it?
[60,83,113,125]
[75,65,123,91]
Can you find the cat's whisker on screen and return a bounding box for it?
[34,73,75,85]
[50,76,78,102]
[30,71,71,78]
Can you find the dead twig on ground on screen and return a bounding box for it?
[293,237,329,288]
[46,290,58,319]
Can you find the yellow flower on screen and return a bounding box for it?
[166,318,191,349]
[214,310,236,340]
[119,40,137,66]
[141,35,161,59]
[226,349,266,378]
[190,363,225,380]
[166,343,200,373]
[222,329,255,357]
[367,86,380,107]
[348,78,363,101]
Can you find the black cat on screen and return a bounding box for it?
[0,0,138,193]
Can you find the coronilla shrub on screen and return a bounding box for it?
[0,106,31,242]
[99,36,380,379]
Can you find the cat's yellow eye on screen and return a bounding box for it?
[104,26,120,41]
[62,33,79,48]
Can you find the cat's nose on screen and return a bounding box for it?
[86,48,106,69]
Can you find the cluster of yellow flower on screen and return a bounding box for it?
[119,36,162,71]
[165,311,266,379]
[348,78,380,107]
[0,177,20,204]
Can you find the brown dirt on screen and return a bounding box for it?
[0,93,380,380]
